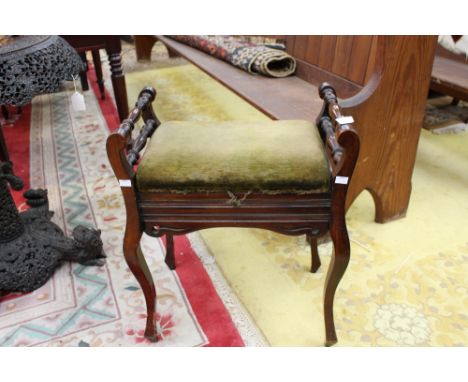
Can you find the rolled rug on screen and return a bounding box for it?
[168,35,296,78]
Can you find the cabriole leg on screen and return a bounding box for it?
[306,233,321,273]
[91,49,105,100]
[323,220,350,347]
[165,234,176,270]
[123,232,157,341]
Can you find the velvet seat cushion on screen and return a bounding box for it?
[136,120,331,194]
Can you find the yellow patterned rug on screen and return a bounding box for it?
[125,63,468,347]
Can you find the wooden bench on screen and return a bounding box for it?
[431,44,468,104]
[134,35,437,223]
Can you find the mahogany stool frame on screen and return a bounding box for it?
[106,83,360,346]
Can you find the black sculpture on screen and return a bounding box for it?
[0,35,83,107]
[0,161,106,294]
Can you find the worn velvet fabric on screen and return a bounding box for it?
[136,120,330,194]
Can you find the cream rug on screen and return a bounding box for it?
[122,62,468,346]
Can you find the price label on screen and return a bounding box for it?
[336,116,354,125]
[335,176,349,185]
[71,91,86,112]
[119,179,132,188]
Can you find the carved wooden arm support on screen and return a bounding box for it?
[127,119,157,165]
[116,86,159,138]
[107,86,160,181]
[317,83,360,180]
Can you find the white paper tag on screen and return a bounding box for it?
[335,176,349,185]
[71,91,86,112]
[119,179,132,188]
[336,116,354,125]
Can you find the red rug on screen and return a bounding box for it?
[88,65,245,345]
[0,67,249,346]
[162,235,244,346]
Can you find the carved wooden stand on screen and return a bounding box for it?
[106,84,360,346]
[0,161,106,295]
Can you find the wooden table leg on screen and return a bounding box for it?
[91,50,105,100]
[135,35,181,61]
[1,105,9,120]
[78,52,90,91]
[0,123,9,162]
[135,35,157,61]
[105,38,129,122]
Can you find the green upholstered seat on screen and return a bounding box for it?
[136,120,331,194]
